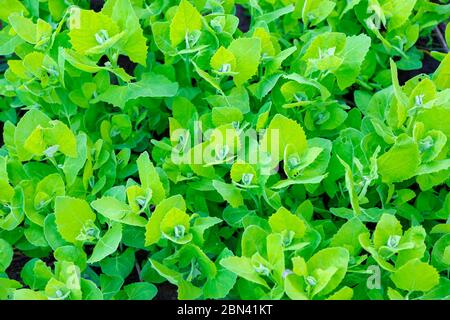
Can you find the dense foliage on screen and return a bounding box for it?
[0,0,449,300]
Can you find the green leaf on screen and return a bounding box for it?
[330,218,368,256]
[0,239,13,272]
[268,207,306,239]
[433,53,450,90]
[377,134,420,183]
[151,21,176,55]
[63,133,87,187]
[61,49,133,82]
[169,0,203,47]
[255,73,283,100]
[145,195,186,246]
[55,196,96,243]
[149,259,183,284]
[210,46,236,72]
[178,280,203,300]
[212,180,244,208]
[340,0,362,18]
[431,234,450,272]
[68,9,120,55]
[100,248,135,279]
[160,207,192,244]
[204,248,237,299]
[301,0,336,27]
[8,14,51,45]
[91,196,132,221]
[44,214,69,250]
[80,279,103,300]
[335,34,371,90]
[212,107,243,127]
[124,282,157,300]
[93,73,179,108]
[46,275,74,300]
[13,289,47,300]
[44,120,77,158]
[327,286,354,300]
[260,114,308,165]
[390,259,439,292]
[101,0,148,65]
[337,156,361,215]
[302,32,346,74]
[87,223,123,263]
[137,151,166,205]
[228,38,262,86]
[386,0,417,30]
[21,259,53,290]
[373,213,402,250]
[283,73,331,101]
[220,256,269,288]
[0,28,23,55]
[14,109,51,162]
[266,233,285,282]
[241,225,269,257]
[191,216,222,245]
[100,274,124,300]
[54,245,87,271]
[396,226,426,267]
[192,62,222,92]
[0,0,28,21]
[307,247,349,296]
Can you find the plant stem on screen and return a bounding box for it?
[135,261,142,281]
[435,25,449,53]
[184,57,191,86]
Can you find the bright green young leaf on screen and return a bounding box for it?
[145,195,186,246]
[0,0,28,21]
[212,180,244,208]
[228,38,262,86]
[307,247,349,296]
[88,223,123,263]
[373,213,403,250]
[268,207,306,240]
[0,239,13,272]
[220,256,270,289]
[331,218,368,256]
[55,196,96,243]
[260,114,308,165]
[137,152,166,205]
[169,0,203,47]
[391,259,440,292]
[101,0,148,65]
[378,134,420,183]
[335,34,371,90]
[91,197,132,221]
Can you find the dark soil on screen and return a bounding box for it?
[398,22,448,85]
[6,252,29,282]
[6,252,55,284]
[236,4,251,32]
[155,282,178,300]
[398,53,441,85]
[118,55,137,77]
[90,0,105,12]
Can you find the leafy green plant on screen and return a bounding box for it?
[0,0,449,300]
